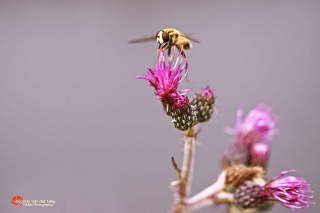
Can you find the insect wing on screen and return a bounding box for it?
[180,34,200,43]
[128,34,156,43]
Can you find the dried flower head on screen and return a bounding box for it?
[234,104,276,145]
[225,164,264,188]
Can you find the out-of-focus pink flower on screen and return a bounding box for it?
[234,170,314,211]
[262,170,314,211]
[250,142,270,167]
[223,105,276,167]
[137,50,190,108]
[235,104,276,145]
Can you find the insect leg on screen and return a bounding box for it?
[177,46,188,72]
[170,46,176,62]
[157,43,169,62]
[162,43,169,50]
[167,46,177,62]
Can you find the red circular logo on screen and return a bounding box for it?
[11,195,23,206]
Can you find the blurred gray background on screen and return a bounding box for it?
[0,0,319,213]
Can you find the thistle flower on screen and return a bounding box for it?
[234,170,314,211]
[234,104,276,145]
[223,105,276,167]
[191,86,215,122]
[262,170,314,211]
[137,50,197,131]
[137,50,190,106]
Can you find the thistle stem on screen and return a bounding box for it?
[170,125,197,213]
[188,191,234,212]
[186,171,226,207]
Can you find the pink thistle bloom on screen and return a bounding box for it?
[137,50,197,130]
[262,170,314,211]
[223,105,275,167]
[234,104,276,145]
[137,50,190,108]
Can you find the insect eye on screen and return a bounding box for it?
[162,31,170,43]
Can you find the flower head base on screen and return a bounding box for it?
[262,170,314,211]
[225,164,264,189]
[234,183,264,209]
[235,104,276,145]
[170,97,197,131]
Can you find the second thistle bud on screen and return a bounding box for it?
[191,86,215,123]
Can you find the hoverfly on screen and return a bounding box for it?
[128,28,199,63]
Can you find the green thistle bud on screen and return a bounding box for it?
[191,86,215,123]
